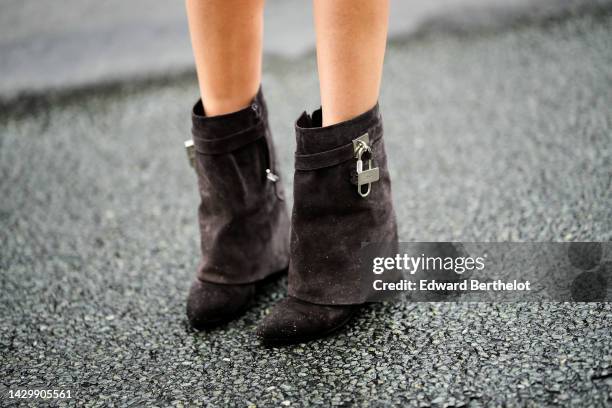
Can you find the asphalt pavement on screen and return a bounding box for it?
[1,0,610,100]
[1,13,611,407]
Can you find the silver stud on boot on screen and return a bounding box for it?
[184,139,195,168]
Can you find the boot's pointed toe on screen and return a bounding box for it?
[257,297,356,345]
[186,280,255,330]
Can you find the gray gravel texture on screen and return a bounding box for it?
[2,14,612,407]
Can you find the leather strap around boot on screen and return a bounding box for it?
[294,122,383,171]
[192,120,266,155]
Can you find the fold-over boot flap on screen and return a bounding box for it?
[190,89,290,285]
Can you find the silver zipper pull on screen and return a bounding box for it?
[266,169,280,183]
[251,102,260,116]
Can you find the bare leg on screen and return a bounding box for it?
[186,0,264,116]
[313,0,389,126]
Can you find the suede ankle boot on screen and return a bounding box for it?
[185,89,290,330]
[257,103,398,345]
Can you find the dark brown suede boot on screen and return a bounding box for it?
[257,103,398,345]
[185,89,290,330]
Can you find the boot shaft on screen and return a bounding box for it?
[189,89,290,284]
[289,104,398,305]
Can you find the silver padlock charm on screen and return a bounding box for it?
[352,133,380,197]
